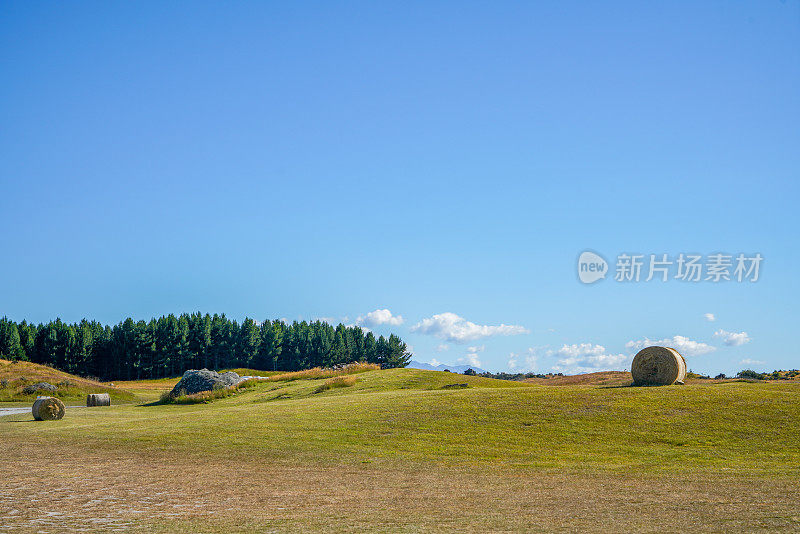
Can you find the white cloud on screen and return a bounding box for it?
[714,329,751,347]
[410,312,529,343]
[457,352,482,368]
[428,358,441,367]
[626,335,717,357]
[739,358,765,365]
[508,348,538,373]
[345,322,371,333]
[704,313,716,322]
[551,343,629,374]
[435,344,450,352]
[467,345,485,353]
[357,309,404,327]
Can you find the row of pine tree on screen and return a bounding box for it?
[0,314,410,380]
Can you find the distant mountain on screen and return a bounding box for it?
[407,360,487,374]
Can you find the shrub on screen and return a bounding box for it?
[463,368,477,376]
[686,370,710,379]
[440,383,469,390]
[736,369,767,380]
[314,375,357,393]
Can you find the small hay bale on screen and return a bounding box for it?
[631,346,686,386]
[86,393,111,407]
[32,396,66,421]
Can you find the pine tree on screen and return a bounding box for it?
[385,334,411,368]
[363,331,377,364]
[16,320,36,361]
[2,313,408,378]
[0,317,23,360]
[330,327,350,367]
[238,318,261,368]
[34,322,59,366]
[187,313,211,369]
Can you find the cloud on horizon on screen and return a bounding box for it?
[626,335,717,357]
[739,358,765,366]
[507,348,538,373]
[550,343,629,374]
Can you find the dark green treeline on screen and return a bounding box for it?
[0,314,410,380]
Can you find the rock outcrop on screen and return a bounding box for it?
[169,369,241,397]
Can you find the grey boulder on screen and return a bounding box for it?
[169,369,241,397]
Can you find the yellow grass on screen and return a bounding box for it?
[314,375,357,393]
[266,362,380,382]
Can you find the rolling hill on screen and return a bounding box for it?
[1,367,798,532]
[0,359,137,403]
[407,359,487,373]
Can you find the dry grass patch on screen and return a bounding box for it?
[0,440,798,533]
[314,375,357,393]
[0,359,135,403]
[524,371,633,387]
[267,362,380,382]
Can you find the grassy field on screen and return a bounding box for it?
[1,367,799,532]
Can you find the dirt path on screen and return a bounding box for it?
[0,405,86,417]
[1,439,798,533]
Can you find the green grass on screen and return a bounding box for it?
[2,367,799,532]
[3,368,798,474]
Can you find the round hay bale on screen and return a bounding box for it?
[32,396,66,421]
[86,393,111,407]
[631,346,686,386]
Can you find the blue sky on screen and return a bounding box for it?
[1,1,798,374]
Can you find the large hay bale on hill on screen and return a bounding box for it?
[631,346,686,386]
[87,393,111,407]
[32,396,66,421]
